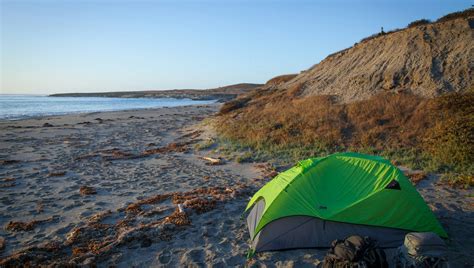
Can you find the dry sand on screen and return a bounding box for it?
[0,104,472,267]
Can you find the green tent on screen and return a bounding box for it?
[246,152,447,254]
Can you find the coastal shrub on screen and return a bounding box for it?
[407,19,431,28]
[358,8,472,46]
[331,9,472,58]
[436,8,474,23]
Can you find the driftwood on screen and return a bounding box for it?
[199,156,223,165]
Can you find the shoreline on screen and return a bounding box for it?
[0,104,472,266]
[0,103,219,122]
[0,95,217,122]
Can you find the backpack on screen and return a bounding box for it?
[322,235,388,268]
[395,232,449,268]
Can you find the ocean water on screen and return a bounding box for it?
[0,95,215,120]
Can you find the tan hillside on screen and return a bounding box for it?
[217,10,474,184]
[273,14,473,102]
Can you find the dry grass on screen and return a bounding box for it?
[216,90,474,185]
[423,90,474,173]
[218,92,430,149]
[218,97,251,115]
[287,82,305,97]
[265,74,298,86]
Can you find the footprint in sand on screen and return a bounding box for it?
[181,249,205,265]
[225,255,245,266]
[158,249,172,264]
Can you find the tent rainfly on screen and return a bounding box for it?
[245,152,447,255]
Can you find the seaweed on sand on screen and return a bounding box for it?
[5,217,54,232]
[164,208,191,226]
[405,172,427,185]
[0,159,20,165]
[0,185,250,266]
[48,171,66,177]
[79,186,97,196]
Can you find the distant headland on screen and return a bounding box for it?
[49,83,262,102]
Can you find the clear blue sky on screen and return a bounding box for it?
[0,0,471,94]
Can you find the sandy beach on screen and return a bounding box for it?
[0,104,473,267]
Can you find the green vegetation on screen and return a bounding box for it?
[216,90,474,188]
[436,8,474,23]
[194,138,216,151]
[440,173,474,189]
[356,8,473,44]
[407,19,431,28]
[423,90,474,173]
[235,151,254,163]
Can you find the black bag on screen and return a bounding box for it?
[322,235,388,268]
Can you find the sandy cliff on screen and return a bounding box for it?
[273,15,473,102]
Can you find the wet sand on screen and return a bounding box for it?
[0,104,472,266]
